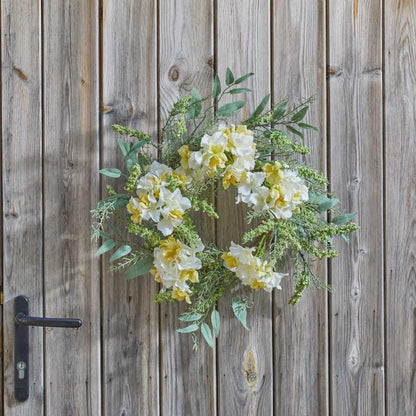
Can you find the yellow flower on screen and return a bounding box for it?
[159,236,182,262]
[250,279,266,290]
[168,208,183,221]
[178,145,191,169]
[222,167,247,190]
[172,288,191,304]
[127,198,142,224]
[222,252,238,270]
[262,162,283,185]
[151,267,161,283]
[236,124,251,135]
[180,269,199,283]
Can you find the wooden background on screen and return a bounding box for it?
[1,0,415,415]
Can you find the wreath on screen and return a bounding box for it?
[92,69,358,349]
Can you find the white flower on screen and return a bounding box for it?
[157,188,191,236]
[222,242,286,292]
[236,171,267,204]
[152,236,204,303]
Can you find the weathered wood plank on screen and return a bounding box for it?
[158,1,216,415]
[272,1,328,415]
[328,0,384,414]
[101,0,159,414]
[385,1,416,415]
[1,0,44,414]
[42,0,100,414]
[216,1,272,414]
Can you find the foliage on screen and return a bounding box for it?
[92,69,359,349]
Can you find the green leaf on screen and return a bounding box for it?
[286,125,304,139]
[229,88,252,94]
[273,100,288,119]
[99,168,122,178]
[331,212,357,225]
[318,198,339,211]
[187,88,202,119]
[216,101,246,117]
[93,228,110,239]
[212,75,221,98]
[226,67,234,85]
[246,93,270,121]
[178,313,203,322]
[124,255,154,280]
[96,239,115,256]
[234,72,254,84]
[109,245,132,262]
[118,139,129,156]
[201,323,214,348]
[232,298,249,331]
[176,324,199,333]
[308,190,328,205]
[298,122,319,131]
[211,309,220,337]
[291,106,308,122]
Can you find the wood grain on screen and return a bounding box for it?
[328,0,384,414]
[158,1,216,415]
[272,1,328,415]
[101,0,159,414]
[385,1,416,415]
[1,0,44,414]
[42,0,100,414]
[216,1,273,414]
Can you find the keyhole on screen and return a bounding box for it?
[17,361,26,379]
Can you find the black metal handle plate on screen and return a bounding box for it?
[14,295,82,402]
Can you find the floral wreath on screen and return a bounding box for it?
[92,69,358,349]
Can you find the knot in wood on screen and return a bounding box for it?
[244,349,258,388]
[168,65,180,82]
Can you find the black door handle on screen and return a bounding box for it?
[14,295,82,402]
[15,312,82,328]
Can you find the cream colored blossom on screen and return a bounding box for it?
[222,242,286,292]
[152,236,204,304]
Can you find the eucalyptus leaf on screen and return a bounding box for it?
[212,75,221,98]
[232,298,249,331]
[187,88,202,119]
[176,324,199,333]
[99,168,122,178]
[234,72,254,84]
[118,139,129,156]
[124,255,154,280]
[178,313,203,322]
[273,100,288,119]
[226,67,234,85]
[298,122,319,131]
[216,101,246,117]
[331,212,357,225]
[291,106,308,122]
[96,239,115,256]
[286,125,304,139]
[201,323,214,348]
[109,245,132,262]
[211,309,220,337]
[318,198,339,211]
[246,93,270,122]
[229,88,252,95]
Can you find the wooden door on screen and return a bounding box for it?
[1,0,414,415]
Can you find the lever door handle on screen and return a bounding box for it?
[15,312,82,328]
[14,295,82,402]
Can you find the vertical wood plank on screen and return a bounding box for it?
[1,0,44,414]
[328,0,384,414]
[272,1,328,415]
[158,1,216,414]
[216,1,272,414]
[385,1,416,415]
[101,0,159,414]
[42,0,100,414]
